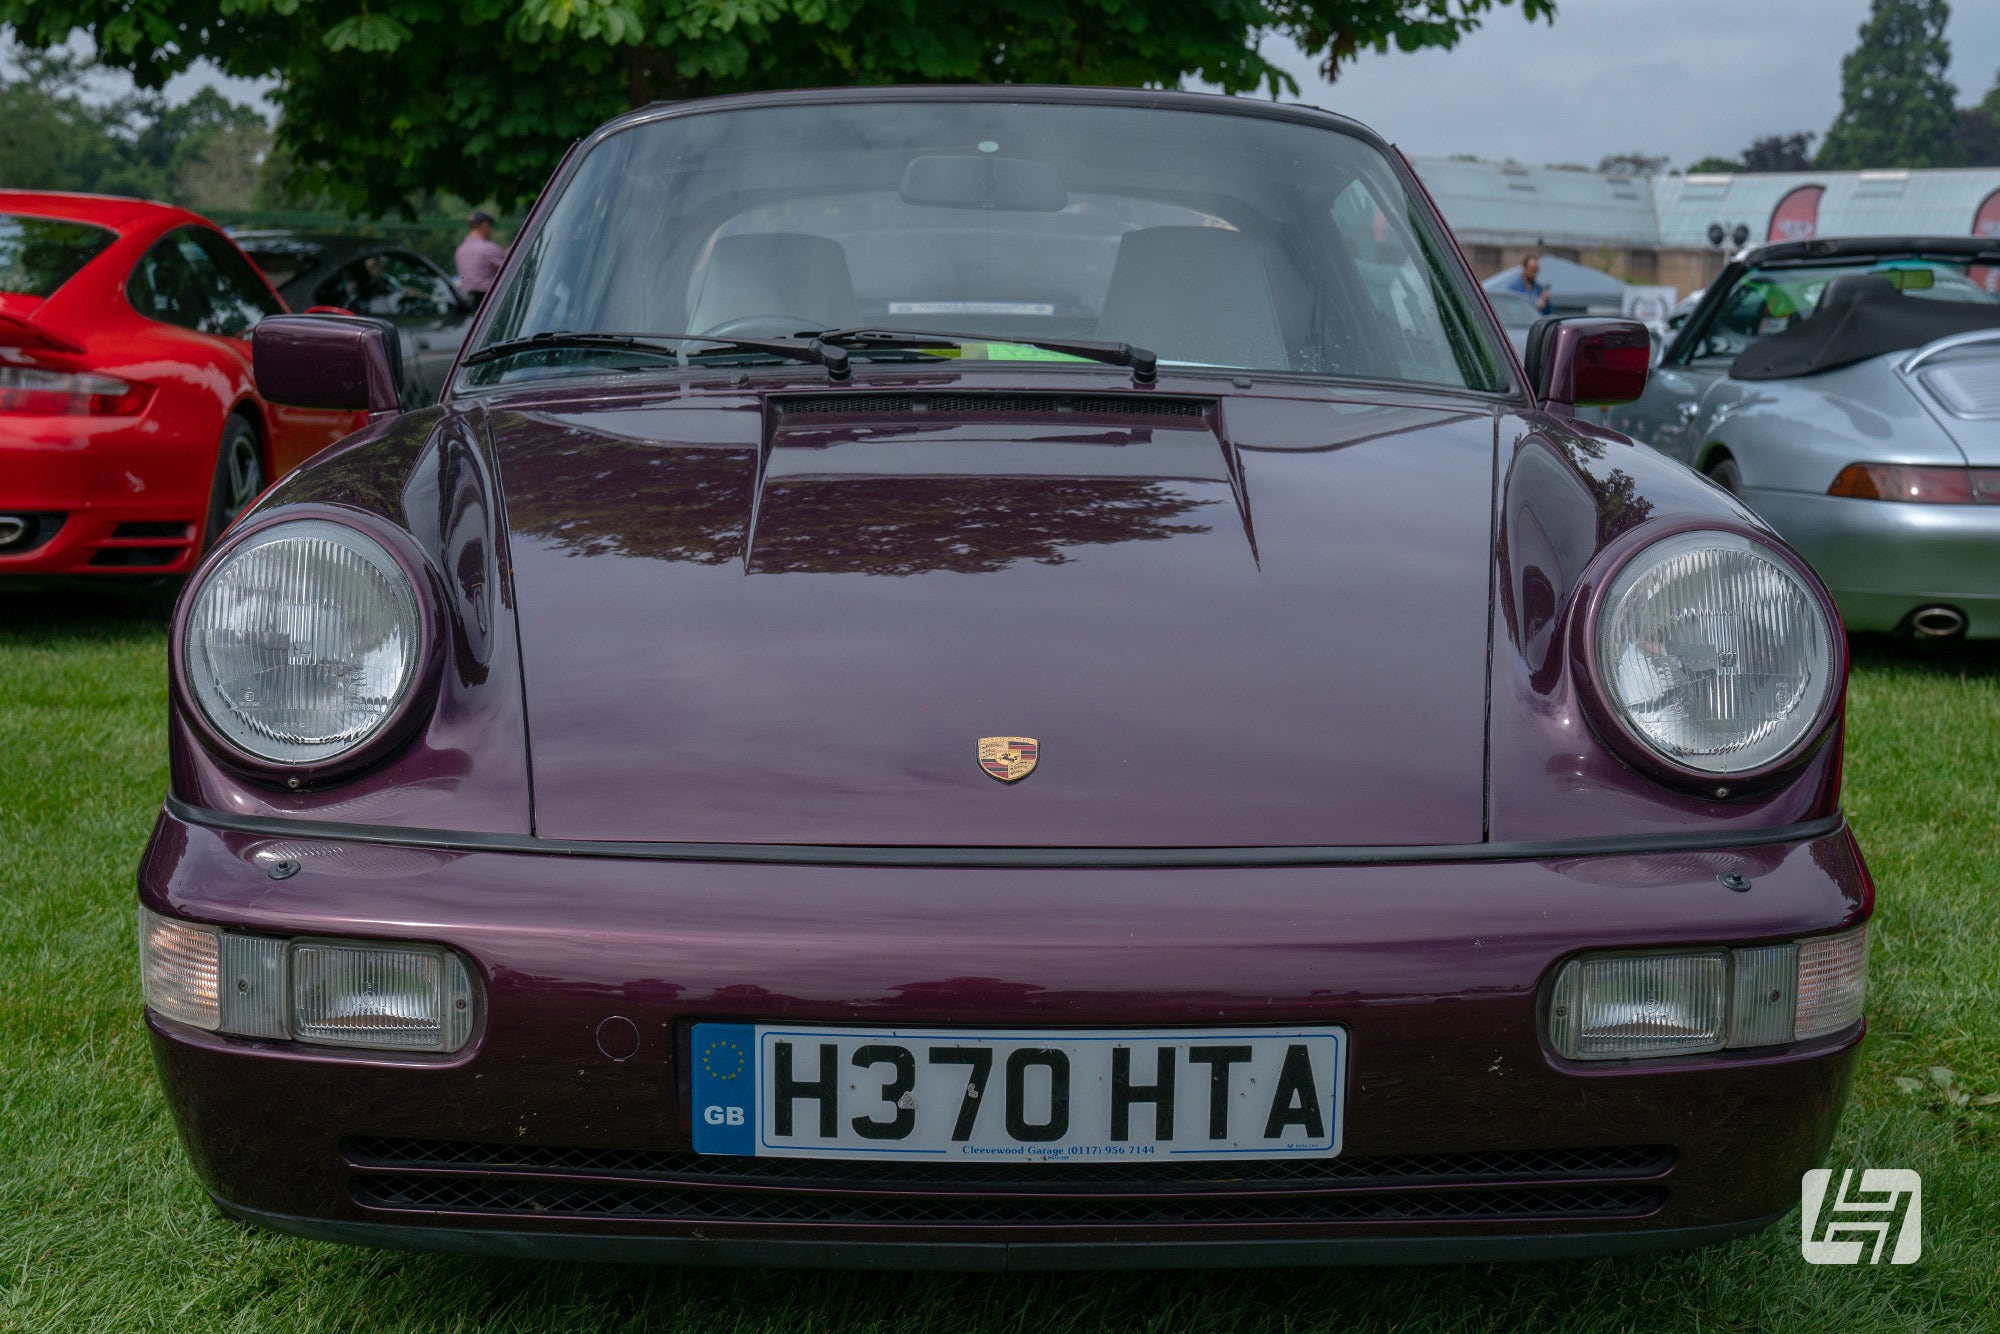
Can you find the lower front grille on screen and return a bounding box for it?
[356,1173,1661,1225]
[345,1137,1671,1228]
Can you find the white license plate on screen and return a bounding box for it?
[689,1024,1346,1161]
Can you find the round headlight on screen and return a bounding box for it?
[1594,531,1836,776]
[184,519,423,766]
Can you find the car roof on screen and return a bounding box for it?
[590,84,1391,157]
[0,190,198,233]
[1735,235,2000,268]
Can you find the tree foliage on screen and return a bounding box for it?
[1817,0,1959,170]
[0,0,1556,216]
[1594,151,1667,177]
[1740,132,1814,173]
[1958,71,2000,167]
[0,46,271,209]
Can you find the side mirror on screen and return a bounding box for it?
[1524,316,1650,417]
[252,314,404,414]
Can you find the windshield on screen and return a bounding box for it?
[470,100,1503,392]
[1692,258,1998,360]
[0,214,117,298]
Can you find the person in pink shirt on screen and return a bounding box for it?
[454,210,507,304]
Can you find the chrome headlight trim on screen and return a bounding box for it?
[174,510,441,778]
[1577,524,1845,788]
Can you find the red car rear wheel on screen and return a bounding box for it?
[203,416,265,551]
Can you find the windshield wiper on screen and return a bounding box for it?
[809,328,1158,384]
[464,331,852,380]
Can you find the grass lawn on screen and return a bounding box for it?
[3,586,1996,1333]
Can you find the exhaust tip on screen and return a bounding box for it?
[1910,605,1967,639]
[0,516,28,548]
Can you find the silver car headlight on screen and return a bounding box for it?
[1592,530,1838,778]
[182,519,425,767]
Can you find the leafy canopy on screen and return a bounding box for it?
[0,1,1554,216]
[1817,0,1959,170]
[0,45,270,208]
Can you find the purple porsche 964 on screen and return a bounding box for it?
[137,87,1871,1269]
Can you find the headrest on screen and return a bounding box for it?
[1096,226,1287,369]
[687,233,858,335]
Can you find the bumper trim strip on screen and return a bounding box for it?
[164,796,1844,870]
[215,1195,1782,1269]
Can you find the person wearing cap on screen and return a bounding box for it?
[455,210,507,305]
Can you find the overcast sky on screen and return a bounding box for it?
[1250,0,2000,168]
[27,0,2000,172]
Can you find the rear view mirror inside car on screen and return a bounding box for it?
[900,154,1069,212]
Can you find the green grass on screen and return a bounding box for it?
[3,587,1997,1333]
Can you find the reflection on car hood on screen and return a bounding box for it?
[491,386,1499,848]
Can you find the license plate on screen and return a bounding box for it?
[689,1024,1345,1161]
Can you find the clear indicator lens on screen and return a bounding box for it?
[1597,532,1835,774]
[1797,926,1869,1040]
[184,520,421,765]
[1550,952,1728,1058]
[138,908,220,1030]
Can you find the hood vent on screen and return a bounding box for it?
[774,392,1211,418]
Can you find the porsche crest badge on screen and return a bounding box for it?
[978,736,1040,783]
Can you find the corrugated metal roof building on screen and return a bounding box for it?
[1410,157,2000,297]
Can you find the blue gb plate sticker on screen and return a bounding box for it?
[690,1023,756,1155]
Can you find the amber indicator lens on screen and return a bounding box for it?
[1827,463,1987,503]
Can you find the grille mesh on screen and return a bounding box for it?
[344,1137,1671,1190]
[774,394,1209,418]
[355,1173,1660,1225]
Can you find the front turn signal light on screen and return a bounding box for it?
[1548,926,1866,1061]
[138,906,478,1053]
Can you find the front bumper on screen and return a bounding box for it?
[1747,486,2000,636]
[141,809,1869,1268]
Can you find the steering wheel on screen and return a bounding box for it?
[696,314,820,340]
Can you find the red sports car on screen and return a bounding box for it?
[0,192,360,578]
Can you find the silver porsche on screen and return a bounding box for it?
[1605,236,2000,639]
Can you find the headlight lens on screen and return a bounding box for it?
[1596,531,1835,775]
[184,520,422,765]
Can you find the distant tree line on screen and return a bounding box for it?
[0,45,285,209]
[1689,0,2000,174]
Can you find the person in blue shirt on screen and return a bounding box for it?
[1502,254,1552,315]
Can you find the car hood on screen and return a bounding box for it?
[490,385,1499,847]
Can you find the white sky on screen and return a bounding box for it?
[1248,0,2000,168]
[18,0,2000,171]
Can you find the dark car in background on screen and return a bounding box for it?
[140,86,1869,1270]
[232,232,474,404]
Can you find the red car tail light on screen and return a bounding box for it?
[1826,463,1988,503]
[0,366,154,416]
